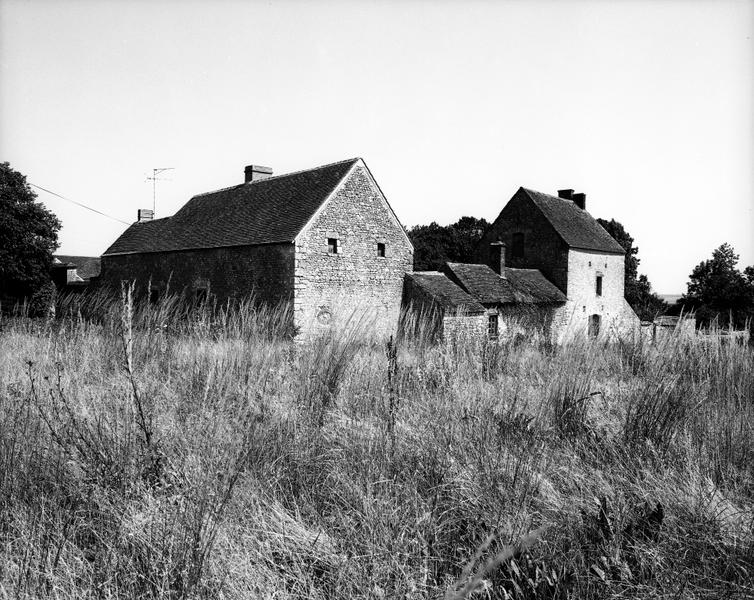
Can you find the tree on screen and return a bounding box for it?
[0,162,61,301]
[597,218,667,321]
[680,243,754,329]
[409,216,489,271]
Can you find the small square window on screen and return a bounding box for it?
[327,238,338,254]
[596,275,603,297]
[377,242,386,257]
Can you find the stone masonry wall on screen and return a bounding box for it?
[294,164,413,339]
[550,249,639,342]
[99,243,295,307]
[443,313,488,340]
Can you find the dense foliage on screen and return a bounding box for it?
[678,243,754,329]
[0,162,61,301]
[596,218,667,321]
[0,295,752,599]
[408,216,489,270]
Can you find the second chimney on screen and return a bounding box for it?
[572,192,586,210]
[489,241,507,276]
[137,209,154,222]
[244,165,273,183]
[557,189,574,200]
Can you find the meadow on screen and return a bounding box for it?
[0,290,752,599]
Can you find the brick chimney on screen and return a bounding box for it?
[244,165,273,183]
[489,241,506,276]
[137,209,154,222]
[557,189,574,200]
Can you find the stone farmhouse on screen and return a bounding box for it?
[403,187,640,342]
[100,158,414,337]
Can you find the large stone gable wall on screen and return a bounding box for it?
[99,243,294,307]
[294,165,413,338]
[476,190,570,293]
[550,249,639,342]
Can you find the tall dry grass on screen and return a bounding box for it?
[0,292,752,598]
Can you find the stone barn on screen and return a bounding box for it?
[100,158,414,338]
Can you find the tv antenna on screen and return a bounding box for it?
[146,167,174,215]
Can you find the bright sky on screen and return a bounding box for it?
[1,0,752,294]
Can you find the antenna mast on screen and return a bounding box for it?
[146,167,174,215]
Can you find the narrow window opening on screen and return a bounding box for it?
[149,289,160,305]
[511,232,524,259]
[488,315,499,338]
[195,288,208,305]
[596,275,603,297]
[377,242,386,257]
[327,238,338,254]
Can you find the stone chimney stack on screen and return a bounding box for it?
[244,165,273,183]
[489,241,507,276]
[572,192,586,210]
[558,188,586,210]
[137,209,154,223]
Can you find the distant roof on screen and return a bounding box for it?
[520,188,625,254]
[406,272,486,315]
[53,255,101,280]
[445,262,566,305]
[103,158,360,256]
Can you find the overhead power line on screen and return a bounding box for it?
[29,183,131,225]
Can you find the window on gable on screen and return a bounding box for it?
[377,242,386,258]
[596,275,603,297]
[511,232,524,259]
[327,238,339,254]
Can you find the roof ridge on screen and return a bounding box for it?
[191,157,360,199]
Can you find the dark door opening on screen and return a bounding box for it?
[588,314,601,338]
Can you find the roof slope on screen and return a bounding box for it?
[406,272,486,315]
[53,255,101,280]
[521,188,624,254]
[445,262,566,305]
[103,158,359,255]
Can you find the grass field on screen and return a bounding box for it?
[0,291,752,599]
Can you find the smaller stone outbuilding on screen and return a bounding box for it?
[402,272,487,340]
[51,255,101,291]
[443,258,566,339]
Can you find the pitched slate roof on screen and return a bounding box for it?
[520,188,625,254]
[53,255,101,280]
[103,158,359,256]
[406,272,486,315]
[445,262,566,305]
